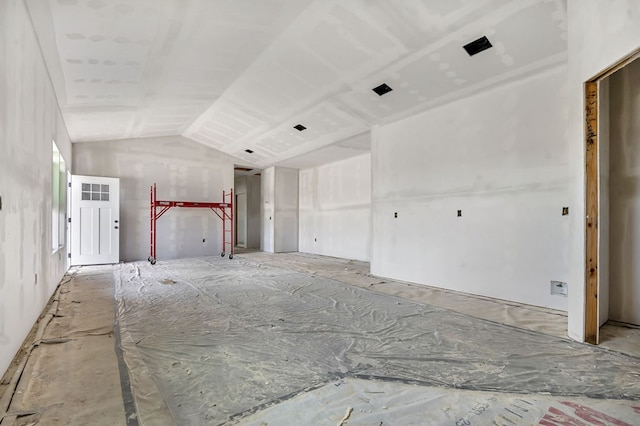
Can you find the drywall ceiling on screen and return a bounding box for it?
[26,0,567,169]
[275,131,371,169]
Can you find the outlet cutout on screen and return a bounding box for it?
[457,210,462,217]
[562,207,569,216]
[202,238,206,243]
[394,212,397,218]
[550,281,568,296]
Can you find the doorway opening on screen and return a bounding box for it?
[233,166,262,251]
[584,48,640,344]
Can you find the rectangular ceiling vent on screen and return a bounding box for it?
[372,83,393,96]
[293,124,307,131]
[244,149,254,154]
[463,36,492,56]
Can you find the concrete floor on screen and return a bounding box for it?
[1,251,639,425]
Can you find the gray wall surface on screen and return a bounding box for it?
[246,175,262,249]
[274,168,299,253]
[261,167,298,253]
[0,0,72,376]
[73,136,235,262]
[565,0,640,341]
[261,168,275,252]
[371,66,571,311]
[299,153,371,261]
[235,174,261,249]
[609,59,640,325]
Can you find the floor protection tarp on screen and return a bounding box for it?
[114,256,640,425]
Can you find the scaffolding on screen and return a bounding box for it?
[148,183,233,265]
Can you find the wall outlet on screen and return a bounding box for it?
[550,280,567,296]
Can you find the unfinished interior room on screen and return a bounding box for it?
[2,0,640,424]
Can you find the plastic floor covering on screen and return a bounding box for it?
[114,256,640,425]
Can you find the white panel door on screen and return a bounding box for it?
[71,175,120,266]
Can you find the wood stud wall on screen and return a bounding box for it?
[584,80,599,345]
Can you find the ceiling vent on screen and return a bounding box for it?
[372,83,393,96]
[463,36,492,56]
[293,124,307,131]
[244,149,254,154]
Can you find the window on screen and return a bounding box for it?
[81,183,109,201]
[52,141,67,252]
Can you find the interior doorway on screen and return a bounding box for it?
[236,193,247,247]
[606,58,640,327]
[233,166,262,250]
[584,48,640,344]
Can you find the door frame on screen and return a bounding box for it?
[70,174,121,266]
[584,47,640,344]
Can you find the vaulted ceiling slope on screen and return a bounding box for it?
[26,0,567,168]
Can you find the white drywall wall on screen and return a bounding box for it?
[566,0,640,341]
[246,175,262,249]
[608,59,640,325]
[72,137,234,262]
[274,168,299,253]
[371,65,570,311]
[261,167,298,252]
[0,0,72,376]
[261,168,275,252]
[299,153,371,261]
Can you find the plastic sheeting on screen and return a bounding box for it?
[115,256,640,425]
[242,379,640,425]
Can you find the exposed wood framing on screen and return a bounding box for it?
[584,81,599,345]
[582,47,640,345]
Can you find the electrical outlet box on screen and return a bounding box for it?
[550,280,568,296]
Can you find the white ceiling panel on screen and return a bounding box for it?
[26,0,568,167]
[275,131,371,169]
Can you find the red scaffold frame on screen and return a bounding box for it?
[148,183,233,265]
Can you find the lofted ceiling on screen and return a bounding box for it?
[26,0,567,169]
